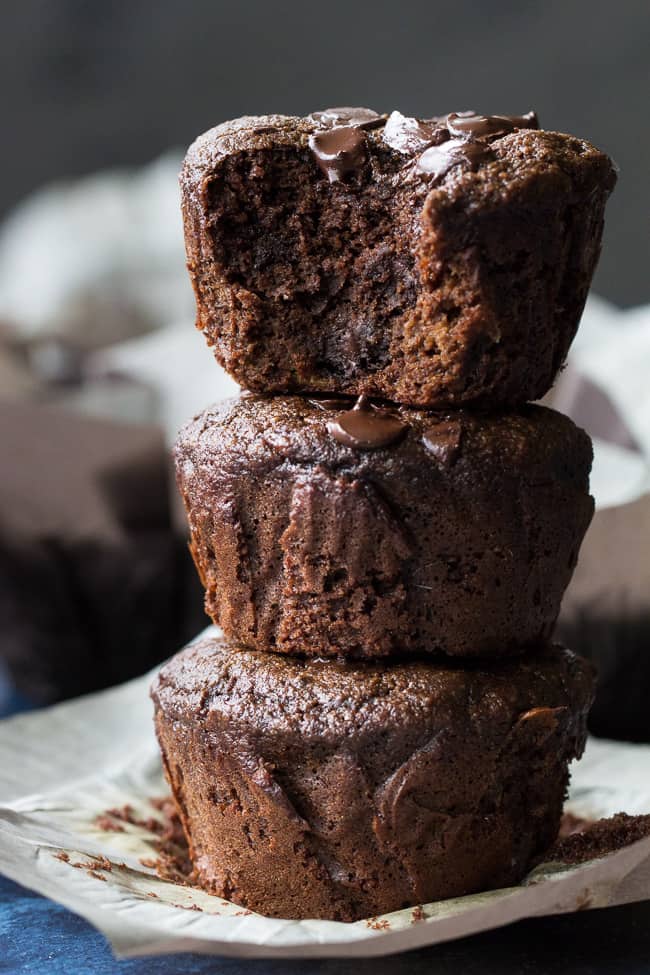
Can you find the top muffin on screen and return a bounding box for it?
[181,108,616,407]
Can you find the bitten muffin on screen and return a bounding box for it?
[181,107,616,407]
[175,395,594,660]
[151,637,595,921]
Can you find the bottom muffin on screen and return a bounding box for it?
[151,638,595,922]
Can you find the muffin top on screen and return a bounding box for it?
[152,636,595,745]
[182,107,616,208]
[175,394,593,494]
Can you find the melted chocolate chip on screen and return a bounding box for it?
[507,110,539,129]
[327,395,408,450]
[309,107,385,130]
[308,126,368,182]
[415,138,493,179]
[413,108,537,179]
[422,419,463,465]
[382,111,446,154]
[447,111,538,139]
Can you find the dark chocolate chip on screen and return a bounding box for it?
[327,395,408,450]
[308,126,368,182]
[422,419,463,466]
[507,110,539,129]
[447,111,538,139]
[309,107,385,130]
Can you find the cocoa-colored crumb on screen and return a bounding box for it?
[558,811,594,838]
[148,847,195,887]
[103,804,165,836]
[146,800,195,886]
[53,852,114,882]
[549,813,650,865]
[56,803,202,911]
[151,797,177,815]
[96,797,196,888]
[91,855,113,872]
[366,918,391,930]
[94,814,125,833]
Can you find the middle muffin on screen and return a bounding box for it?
[176,395,593,659]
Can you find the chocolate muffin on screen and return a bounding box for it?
[151,637,595,921]
[0,400,205,704]
[181,108,616,407]
[175,395,594,660]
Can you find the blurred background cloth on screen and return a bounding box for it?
[0,0,648,735]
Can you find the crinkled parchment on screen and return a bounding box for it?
[1,626,649,960]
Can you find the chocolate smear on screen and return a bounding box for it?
[327,395,408,450]
[309,126,368,182]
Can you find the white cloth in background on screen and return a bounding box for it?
[0,153,191,349]
[559,296,650,509]
[89,323,239,441]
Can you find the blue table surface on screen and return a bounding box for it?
[3,671,650,973]
[3,872,650,974]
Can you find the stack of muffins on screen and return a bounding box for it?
[151,107,617,921]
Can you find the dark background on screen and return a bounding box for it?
[2,0,648,306]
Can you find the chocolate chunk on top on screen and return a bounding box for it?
[309,106,385,129]
[308,126,368,182]
[326,395,408,449]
